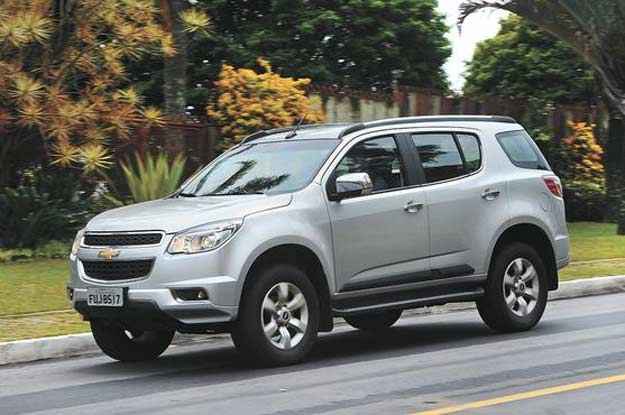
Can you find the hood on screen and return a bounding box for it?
[86,194,292,233]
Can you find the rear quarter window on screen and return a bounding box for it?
[496,130,551,170]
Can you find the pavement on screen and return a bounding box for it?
[2,292,625,414]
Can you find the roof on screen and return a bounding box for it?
[242,116,518,143]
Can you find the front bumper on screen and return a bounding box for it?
[71,287,237,332]
[68,236,241,331]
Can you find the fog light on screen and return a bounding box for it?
[67,288,74,301]
[172,288,208,301]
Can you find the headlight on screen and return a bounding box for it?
[71,229,85,256]
[168,219,243,254]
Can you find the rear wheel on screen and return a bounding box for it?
[231,264,320,366]
[344,310,402,331]
[90,320,174,362]
[477,242,548,332]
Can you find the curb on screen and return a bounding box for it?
[2,275,625,366]
[0,333,97,366]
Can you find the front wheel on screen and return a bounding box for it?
[231,264,320,367]
[90,320,174,362]
[344,310,402,331]
[477,242,548,332]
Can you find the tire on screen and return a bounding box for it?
[477,242,548,333]
[231,263,320,367]
[90,320,174,362]
[344,310,402,331]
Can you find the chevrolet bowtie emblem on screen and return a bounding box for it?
[98,247,120,261]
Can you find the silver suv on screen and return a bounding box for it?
[68,116,570,366]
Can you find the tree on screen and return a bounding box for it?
[207,59,324,148]
[0,0,209,187]
[154,0,443,115]
[460,0,625,234]
[464,15,596,105]
[159,1,210,118]
[0,0,175,185]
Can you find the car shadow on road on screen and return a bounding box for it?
[75,318,511,379]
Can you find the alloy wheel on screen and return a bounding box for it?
[261,282,309,350]
[503,258,540,317]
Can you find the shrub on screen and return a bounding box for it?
[207,59,324,149]
[557,122,605,187]
[34,240,71,259]
[564,181,607,222]
[542,122,606,222]
[0,241,70,263]
[119,152,187,203]
[0,169,93,248]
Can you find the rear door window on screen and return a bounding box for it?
[496,130,551,170]
[411,133,465,183]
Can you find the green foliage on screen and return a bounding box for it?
[563,182,607,222]
[0,169,92,249]
[133,0,451,113]
[0,241,70,263]
[464,15,596,105]
[120,152,187,203]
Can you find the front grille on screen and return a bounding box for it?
[83,233,162,246]
[82,259,154,281]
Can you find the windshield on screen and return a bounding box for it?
[180,140,339,196]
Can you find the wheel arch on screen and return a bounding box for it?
[487,220,558,291]
[241,242,334,332]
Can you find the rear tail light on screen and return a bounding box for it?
[543,176,563,198]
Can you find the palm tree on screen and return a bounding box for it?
[460,0,625,233]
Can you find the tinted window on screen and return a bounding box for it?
[181,140,338,196]
[335,136,405,192]
[412,133,464,183]
[496,130,551,170]
[457,133,482,173]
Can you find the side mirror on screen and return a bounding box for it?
[330,172,373,201]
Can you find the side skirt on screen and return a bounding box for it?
[331,274,486,317]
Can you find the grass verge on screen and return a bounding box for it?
[0,259,71,316]
[0,311,88,342]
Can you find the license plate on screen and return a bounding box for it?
[87,287,124,307]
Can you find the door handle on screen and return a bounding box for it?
[481,188,501,201]
[404,201,424,213]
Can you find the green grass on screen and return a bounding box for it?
[0,259,71,316]
[0,221,624,341]
[560,259,625,281]
[567,222,625,261]
[0,311,88,342]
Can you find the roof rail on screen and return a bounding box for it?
[241,123,351,144]
[337,115,517,139]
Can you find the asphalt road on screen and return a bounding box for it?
[3,293,625,415]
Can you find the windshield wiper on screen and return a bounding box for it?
[177,192,198,198]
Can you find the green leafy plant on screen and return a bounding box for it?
[0,169,92,248]
[119,152,187,203]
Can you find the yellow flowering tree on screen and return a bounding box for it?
[207,59,325,149]
[0,0,209,184]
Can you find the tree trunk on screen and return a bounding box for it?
[161,0,189,154]
[605,109,625,234]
